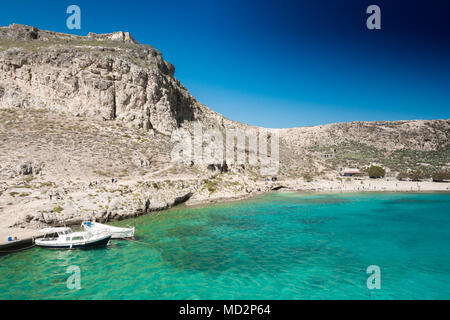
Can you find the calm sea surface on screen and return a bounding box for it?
[1,192,449,299]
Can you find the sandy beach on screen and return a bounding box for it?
[281,178,450,193]
[184,178,450,207]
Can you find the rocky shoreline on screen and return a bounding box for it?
[3,177,449,231]
[187,179,450,206]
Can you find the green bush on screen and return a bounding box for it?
[367,166,386,179]
[432,171,450,182]
[206,181,218,193]
[53,206,64,213]
[409,170,426,181]
[397,172,409,181]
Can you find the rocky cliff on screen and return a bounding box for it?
[0,24,209,134]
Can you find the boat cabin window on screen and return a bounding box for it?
[57,230,72,236]
[47,232,59,238]
[72,236,84,241]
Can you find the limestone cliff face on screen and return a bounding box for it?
[0,24,203,134]
[0,24,448,163]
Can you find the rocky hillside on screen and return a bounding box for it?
[0,24,224,134]
[278,119,450,178]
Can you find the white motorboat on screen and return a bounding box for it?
[35,227,111,249]
[81,221,135,239]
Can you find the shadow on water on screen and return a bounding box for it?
[153,232,355,276]
[386,198,447,204]
[205,212,268,231]
[146,207,357,276]
[126,193,364,276]
[294,216,336,225]
[292,198,352,205]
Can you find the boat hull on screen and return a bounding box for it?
[35,234,111,249]
[82,222,135,239]
[109,230,134,239]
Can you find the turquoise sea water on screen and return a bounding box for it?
[1,192,449,300]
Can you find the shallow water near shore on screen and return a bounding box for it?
[1,192,449,299]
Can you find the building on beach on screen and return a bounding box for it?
[339,167,363,177]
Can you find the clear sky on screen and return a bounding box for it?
[1,0,449,128]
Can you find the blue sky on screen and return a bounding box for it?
[1,0,449,128]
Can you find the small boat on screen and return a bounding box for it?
[81,221,135,239]
[35,227,111,249]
